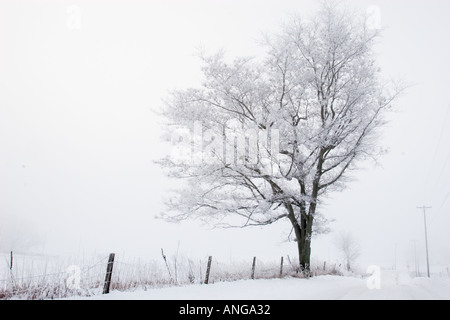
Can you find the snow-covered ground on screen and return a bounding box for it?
[72,270,450,300]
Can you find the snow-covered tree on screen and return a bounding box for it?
[158,3,403,273]
[336,232,361,272]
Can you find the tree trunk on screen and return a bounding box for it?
[286,203,302,273]
[299,214,314,274]
[286,203,314,275]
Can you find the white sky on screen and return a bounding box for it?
[1,0,449,272]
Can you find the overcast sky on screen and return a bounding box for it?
[1,0,449,272]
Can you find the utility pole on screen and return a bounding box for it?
[394,243,397,271]
[412,240,418,277]
[417,206,431,278]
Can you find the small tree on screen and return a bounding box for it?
[336,232,361,272]
[158,3,404,273]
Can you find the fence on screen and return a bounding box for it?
[0,252,110,299]
[4,250,447,300]
[0,251,282,299]
[1,249,347,300]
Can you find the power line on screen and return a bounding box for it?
[432,149,450,198]
[423,104,450,203]
[431,191,450,224]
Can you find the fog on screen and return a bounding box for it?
[1,0,449,272]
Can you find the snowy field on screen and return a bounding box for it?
[71,271,450,300]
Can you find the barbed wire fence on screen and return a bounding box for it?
[0,254,109,299]
[2,250,448,300]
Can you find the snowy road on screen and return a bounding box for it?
[77,271,450,300]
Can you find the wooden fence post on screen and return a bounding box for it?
[279,256,284,277]
[102,253,115,294]
[204,256,212,284]
[9,251,14,283]
[251,256,256,279]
